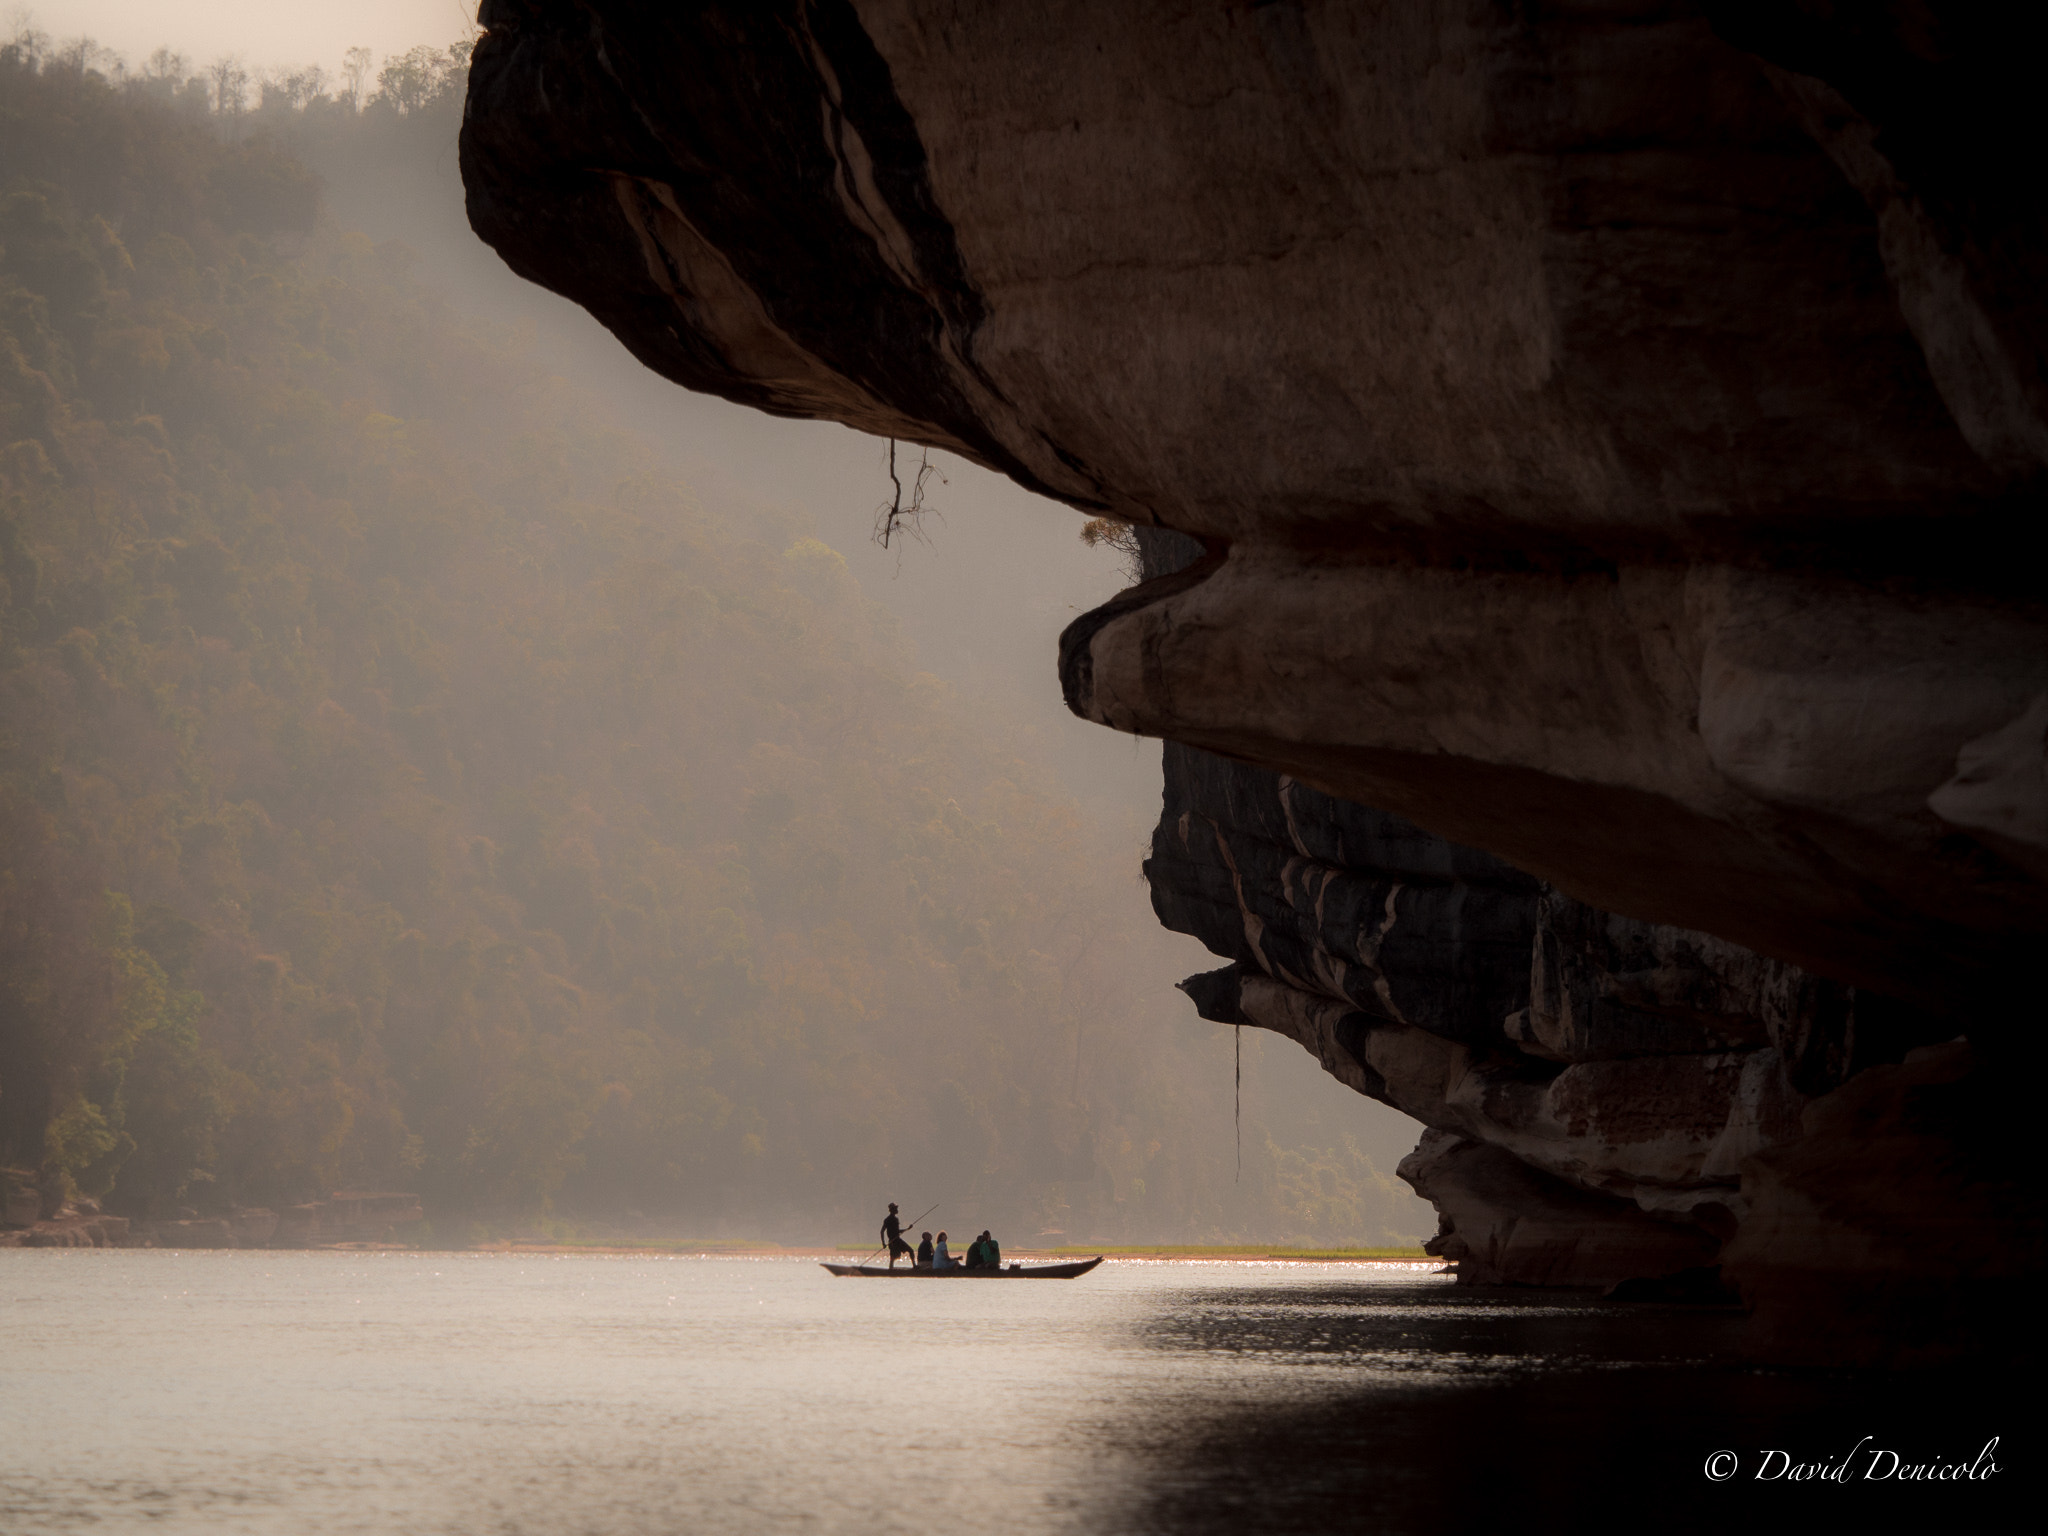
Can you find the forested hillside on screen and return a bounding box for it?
[0,42,1425,1243]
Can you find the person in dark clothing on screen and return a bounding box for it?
[964,1232,989,1269]
[916,1231,934,1267]
[880,1203,916,1268]
[984,1230,1002,1268]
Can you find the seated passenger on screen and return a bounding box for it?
[985,1231,1002,1268]
[916,1231,934,1267]
[963,1233,989,1269]
[932,1230,956,1270]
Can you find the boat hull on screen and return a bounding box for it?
[820,1256,1103,1279]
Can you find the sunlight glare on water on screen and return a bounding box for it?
[0,1251,1998,1534]
[2,1252,1397,1534]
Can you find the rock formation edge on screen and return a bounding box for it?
[459,1,2047,1360]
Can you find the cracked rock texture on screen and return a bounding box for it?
[462,1,2044,1357]
[1154,725,1936,1282]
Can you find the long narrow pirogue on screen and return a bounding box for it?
[821,1256,1103,1279]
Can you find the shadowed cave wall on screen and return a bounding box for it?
[1132,527,1997,1358]
[459,0,2045,1359]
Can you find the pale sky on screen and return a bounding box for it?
[14,1,477,75]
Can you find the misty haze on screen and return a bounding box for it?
[0,23,1428,1250]
[2,6,2030,1533]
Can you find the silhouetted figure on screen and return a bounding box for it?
[880,1202,915,1268]
[917,1231,934,1267]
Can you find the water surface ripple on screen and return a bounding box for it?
[0,1252,2003,1532]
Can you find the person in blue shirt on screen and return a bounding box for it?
[932,1231,957,1270]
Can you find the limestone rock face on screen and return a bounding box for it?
[1158,734,1922,1272]
[462,0,2047,1019]
[1159,733,2040,1359]
[1397,1129,1720,1289]
[461,1,2046,1353]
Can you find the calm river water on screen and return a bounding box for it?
[0,1252,2007,1533]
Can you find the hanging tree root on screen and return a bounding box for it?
[876,439,941,549]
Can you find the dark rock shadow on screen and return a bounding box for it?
[1107,1283,2009,1534]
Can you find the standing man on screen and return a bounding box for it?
[880,1202,915,1269]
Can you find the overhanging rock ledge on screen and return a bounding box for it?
[461,0,2045,1361]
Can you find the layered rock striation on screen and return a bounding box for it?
[1156,737,1961,1290]
[461,1,2045,1357]
[1132,528,1976,1311]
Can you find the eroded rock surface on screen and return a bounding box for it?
[1155,731,1940,1281]
[1136,522,2030,1353]
[462,0,2047,1015]
[460,1,2046,1356]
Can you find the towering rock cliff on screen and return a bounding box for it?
[1133,528,2017,1361]
[462,1,2045,1359]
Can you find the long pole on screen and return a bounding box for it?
[859,1201,939,1269]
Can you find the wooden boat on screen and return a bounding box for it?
[820,1255,1104,1279]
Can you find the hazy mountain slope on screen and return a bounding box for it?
[0,51,1430,1243]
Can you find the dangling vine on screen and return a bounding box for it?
[875,438,941,549]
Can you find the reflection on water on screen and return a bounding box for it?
[0,1255,2003,1534]
[1116,1283,2005,1532]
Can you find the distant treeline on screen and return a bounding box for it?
[0,46,1424,1243]
[3,17,470,127]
